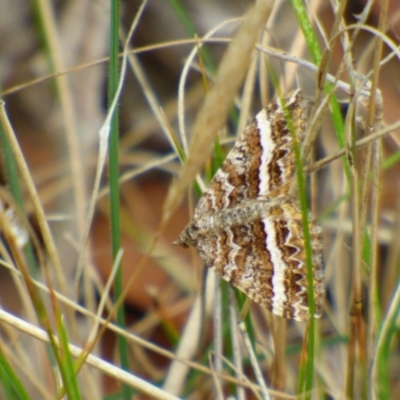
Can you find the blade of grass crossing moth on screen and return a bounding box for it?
[289,0,349,182]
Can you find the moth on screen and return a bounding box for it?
[174,90,324,321]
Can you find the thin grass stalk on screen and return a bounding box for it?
[335,1,358,86]
[355,93,372,399]
[348,104,366,399]
[364,2,388,398]
[346,316,356,399]
[239,322,270,400]
[32,1,88,342]
[360,0,388,398]
[271,317,286,397]
[213,275,223,383]
[382,197,400,312]
[367,138,382,400]
[33,0,87,250]
[56,314,81,400]
[0,110,24,213]
[107,1,131,398]
[209,353,225,400]
[0,105,66,310]
[313,0,348,92]
[296,328,308,396]
[0,109,37,274]
[289,97,316,398]
[227,287,246,400]
[373,279,400,399]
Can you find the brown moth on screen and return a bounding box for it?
[174,90,324,321]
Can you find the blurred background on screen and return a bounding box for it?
[0,0,400,398]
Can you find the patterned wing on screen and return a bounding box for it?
[174,90,324,321]
[187,200,324,321]
[193,90,309,219]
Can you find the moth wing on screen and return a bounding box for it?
[194,90,309,219]
[191,202,324,321]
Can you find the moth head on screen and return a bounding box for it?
[173,235,189,248]
[173,221,200,248]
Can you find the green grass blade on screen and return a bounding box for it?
[57,314,82,400]
[375,281,400,399]
[108,1,131,399]
[287,95,317,398]
[290,0,349,183]
[287,1,348,396]
[0,93,38,273]
[0,344,31,400]
[382,150,400,170]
